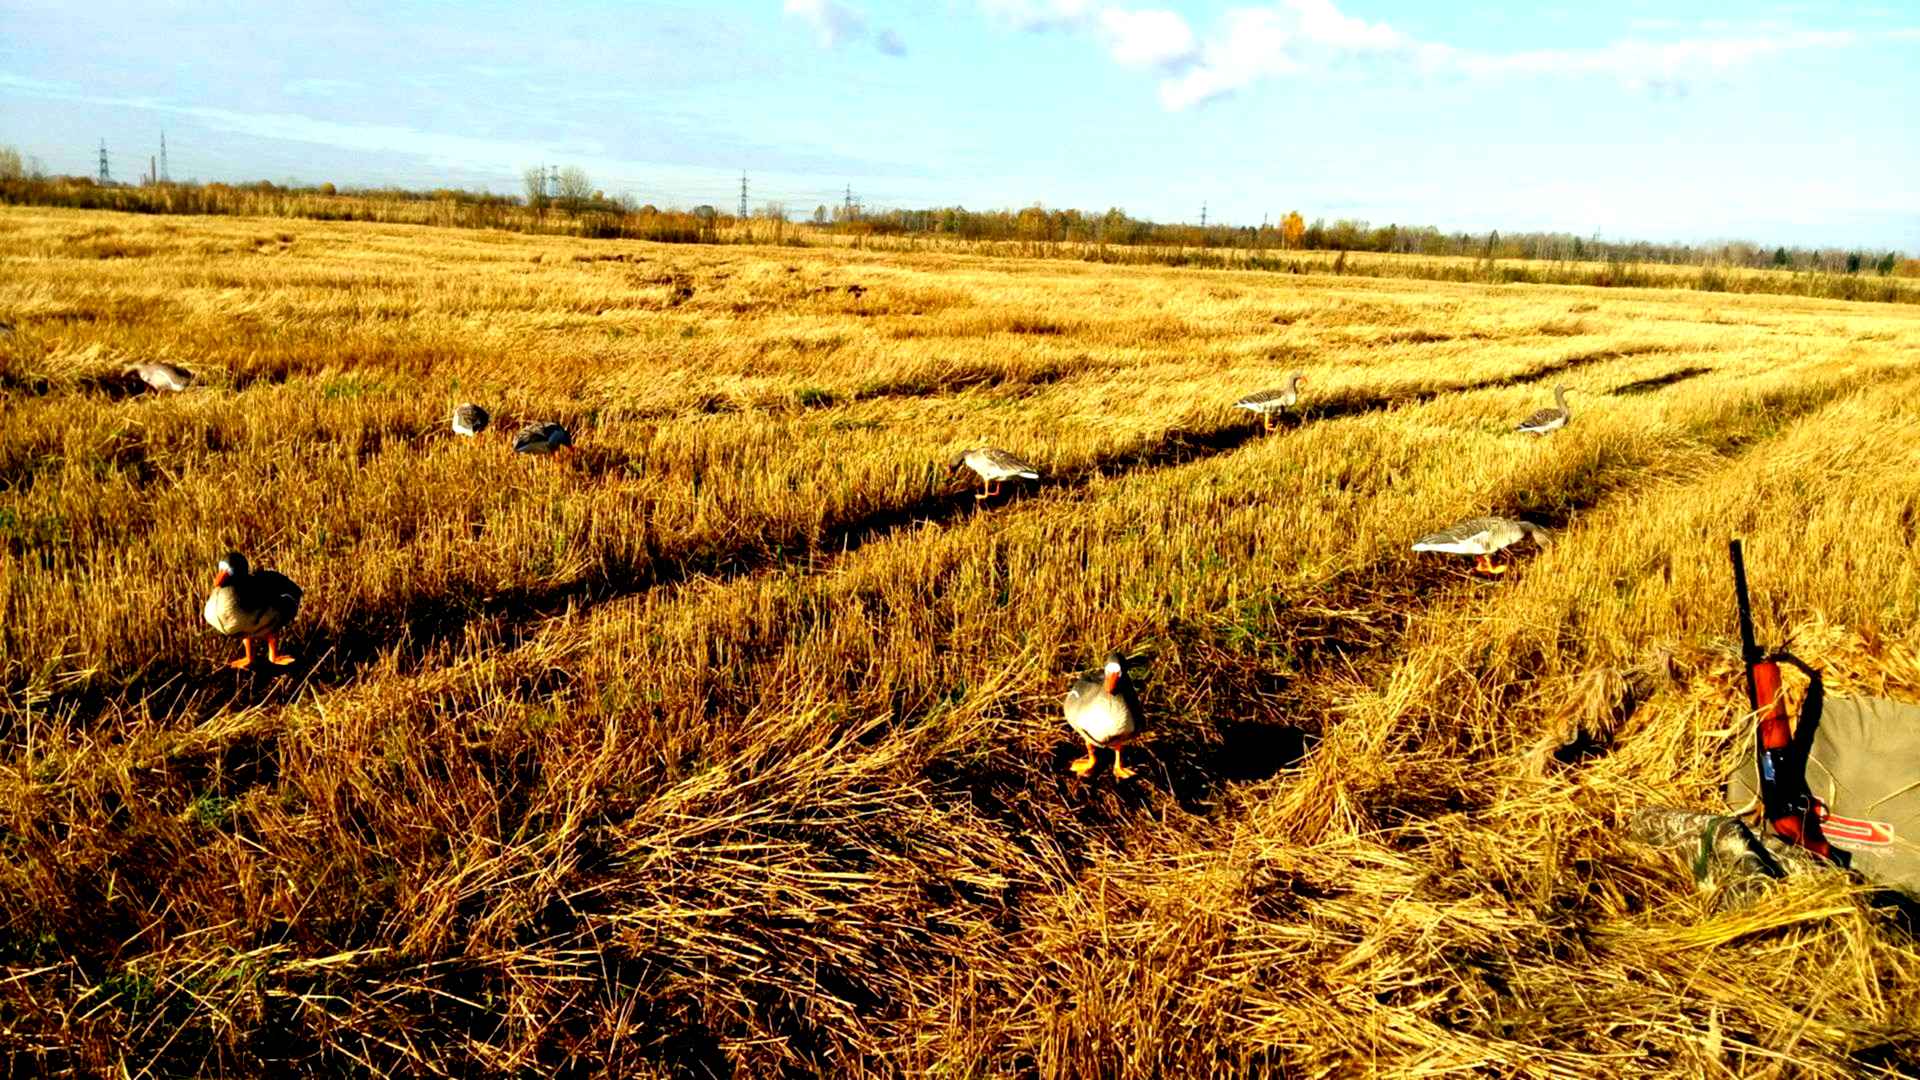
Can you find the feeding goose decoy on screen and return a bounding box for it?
[1234,372,1308,432]
[1411,516,1551,575]
[203,551,303,669]
[125,361,194,393]
[513,421,573,455]
[451,402,491,437]
[1516,384,1573,435]
[1064,651,1144,779]
[949,446,1039,501]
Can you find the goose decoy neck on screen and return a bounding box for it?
[215,551,249,586]
[1101,652,1127,692]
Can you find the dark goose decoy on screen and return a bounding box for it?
[1516,384,1573,435]
[513,421,573,455]
[126,362,194,393]
[203,551,303,668]
[1234,372,1307,432]
[1063,651,1144,779]
[949,446,1039,501]
[1411,516,1551,575]
[451,402,491,437]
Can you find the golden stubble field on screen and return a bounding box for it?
[3,205,1920,1077]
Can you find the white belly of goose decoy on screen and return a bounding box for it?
[1063,652,1143,779]
[1411,516,1551,575]
[951,446,1039,501]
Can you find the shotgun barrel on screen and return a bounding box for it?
[1730,539,1762,713]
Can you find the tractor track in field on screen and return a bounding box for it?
[0,345,1770,731]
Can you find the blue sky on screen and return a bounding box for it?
[2,0,1916,249]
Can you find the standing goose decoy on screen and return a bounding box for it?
[1516,384,1573,435]
[125,361,194,393]
[1234,372,1308,432]
[1064,652,1144,779]
[203,551,302,668]
[949,446,1040,501]
[513,421,573,455]
[1411,516,1551,575]
[451,402,491,437]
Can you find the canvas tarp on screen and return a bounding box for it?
[1728,695,1920,899]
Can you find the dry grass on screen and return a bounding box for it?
[3,205,1920,1077]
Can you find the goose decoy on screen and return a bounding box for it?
[1411,516,1551,575]
[513,421,573,455]
[1516,384,1572,435]
[203,551,302,668]
[1234,372,1308,432]
[125,361,193,393]
[949,447,1039,501]
[451,402,490,437]
[1064,652,1143,778]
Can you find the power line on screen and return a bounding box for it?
[97,139,110,185]
[1200,201,1207,228]
[738,171,748,219]
[159,131,169,182]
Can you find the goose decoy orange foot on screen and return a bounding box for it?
[451,402,491,437]
[126,362,194,393]
[950,447,1039,501]
[1064,651,1143,779]
[513,421,573,455]
[1516,384,1573,435]
[1411,516,1551,575]
[1234,372,1307,432]
[203,551,303,668]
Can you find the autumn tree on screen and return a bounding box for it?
[522,166,549,212]
[556,166,593,212]
[1280,210,1305,249]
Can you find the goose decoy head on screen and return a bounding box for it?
[947,450,970,473]
[214,550,249,587]
[1291,371,1307,388]
[1101,651,1128,692]
[551,425,574,450]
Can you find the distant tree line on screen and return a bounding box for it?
[0,144,1911,289]
[817,203,1911,277]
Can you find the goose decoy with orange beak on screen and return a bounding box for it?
[203,551,302,668]
[1516,385,1573,435]
[513,421,572,455]
[1411,516,1550,575]
[1064,651,1143,779]
[949,446,1039,501]
[1234,372,1307,432]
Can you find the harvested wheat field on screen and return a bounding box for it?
[4,204,1920,1077]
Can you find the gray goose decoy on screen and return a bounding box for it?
[1234,372,1308,432]
[513,421,573,455]
[1411,516,1551,575]
[203,551,303,668]
[451,402,490,437]
[1063,651,1144,778]
[126,361,194,393]
[949,446,1039,501]
[1516,384,1572,435]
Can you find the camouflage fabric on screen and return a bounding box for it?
[1726,695,1920,900]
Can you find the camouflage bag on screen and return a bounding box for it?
[1727,690,1920,900]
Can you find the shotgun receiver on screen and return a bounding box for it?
[1729,539,1838,861]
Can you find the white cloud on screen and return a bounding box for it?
[783,0,904,56]
[981,0,1896,110]
[1097,9,1196,69]
[282,77,362,97]
[1155,1,1404,108]
[981,0,1097,32]
[784,0,867,47]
